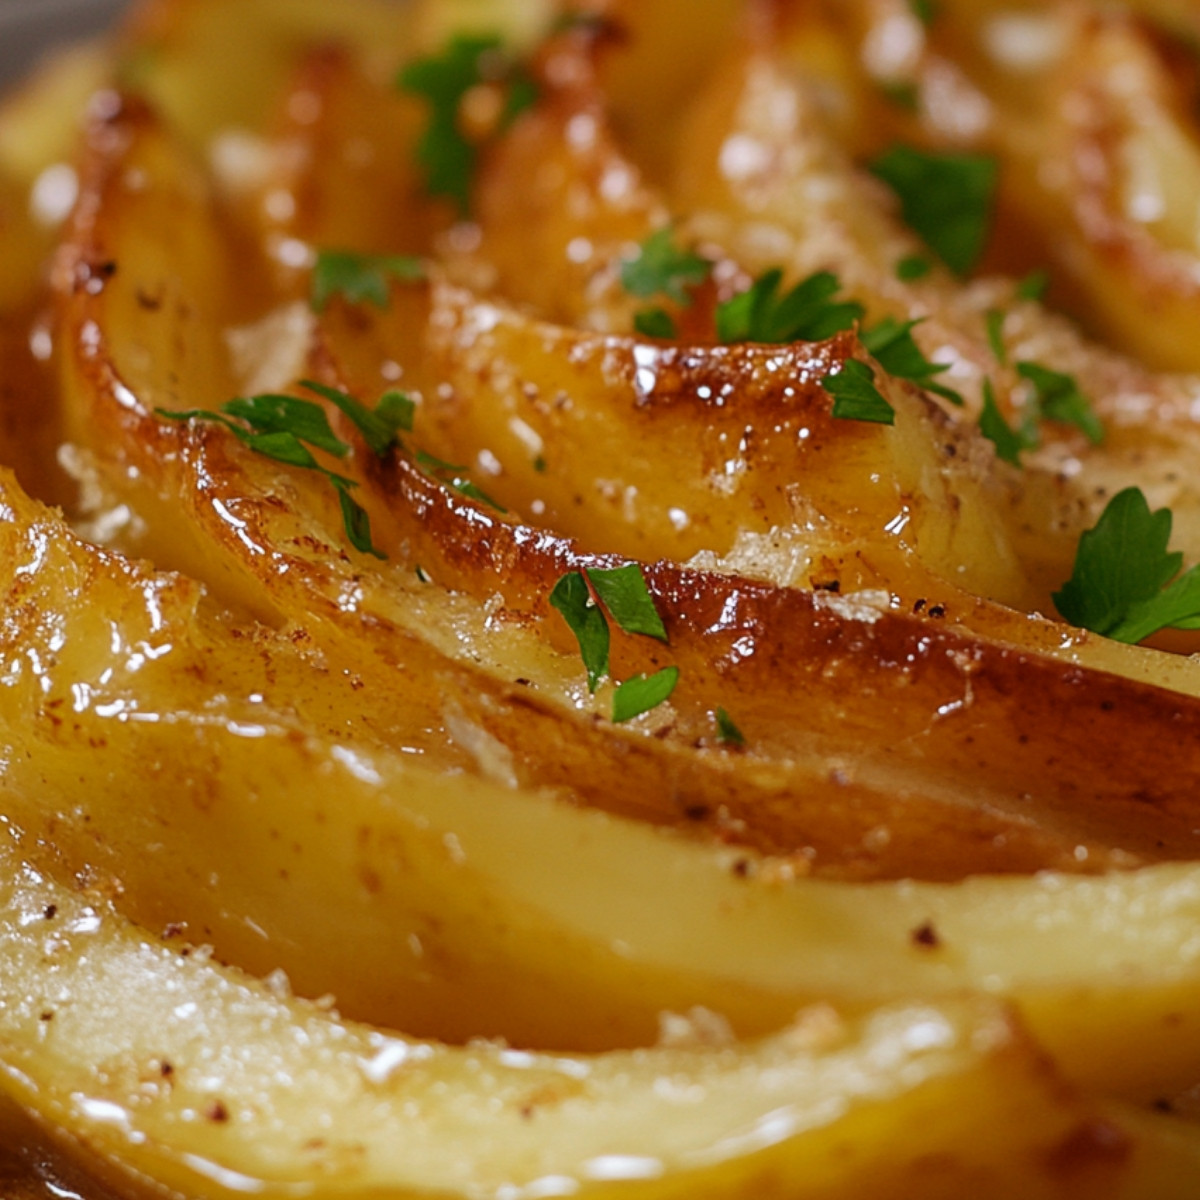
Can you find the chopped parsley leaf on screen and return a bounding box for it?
[908,0,940,25]
[397,34,536,213]
[221,392,351,457]
[415,450,506,512]
[634,307,678,339]
[717,269,864,344]
[896,253,932,282]
[613,667,679,723]
[156,380,407,558]
[1016,268,1049,301]
[310,250,423,313]
[821,359,896,424]
[861,316,962,405]
[879,80,920,112]
[978,377,1034,467]
[550,571,610,692]
[1016,361,1103,445]
[620,227,710,305]
[869,145,997,277]
[715,706,746,746]
[985,308,1007,364]
[586,564,668,641]
[300,379,413,456]
[1054,487,1200,643]
[551,564,676,717]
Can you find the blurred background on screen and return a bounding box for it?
[0,0,128,90]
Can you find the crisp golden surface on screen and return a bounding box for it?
[6,0,1200,1194]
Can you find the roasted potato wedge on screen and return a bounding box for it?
[5,0,1200,1194]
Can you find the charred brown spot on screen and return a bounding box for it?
[911,920,941,949]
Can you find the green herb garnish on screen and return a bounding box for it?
[157,380,410,558]
[879,80,920,112]
[985,308,1007,364]
[1016,361,1103,445]
[397,34,537,213]
[869,145,997,276]
[715,707,746,746]
[1054,487,1200,643]
[586,563,668,641]
[301,378,414,456]
[551,564,677,720]
[621,227,709,340]
[896,254,932,282]
[634,307,678,339]
[717,269,864,344]
[1016,268,1049,301]
[613,667,680,723]
[822,358,896,424]
[908,0,940,25]
[415,450,506,512]
[978,377,1034,467]
[621,227,710,304]
[310,250,424,313]
[550,570,610,691]
[861,316,962,405]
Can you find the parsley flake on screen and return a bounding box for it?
[861,316,962,405]
[300,379,413,456]
[1016,268,1049,301]
[896,254,932,282]
[621,227,710,305]
[613,667,679,723]
[310,250,424,313]
[1054,487,1200,643]
[586,564,668,641]
[978,377,1034,467]
[715,707,746,746]
[821,359,896,424]
[869,145,997,276]
[908,0,940,25]
[1016,361,1103,445]
[985,308,1007,364]
[634,307,678,339]
[397,34,537,213]
[717,269,864,344]
[416,450,507,512]
[156,380,406,558]
[550,571,610,692]
[551,564,676,715]
[879,80,920,112]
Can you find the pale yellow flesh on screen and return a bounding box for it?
[4,835,1200,1199]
